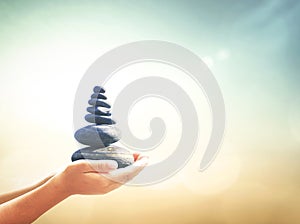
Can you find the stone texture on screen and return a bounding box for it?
[74,125,120,148]
[88,99,111,108]
[93,86,105,93]
[91,93,107,100]
[71,146,134,168]
[84,114,116,124]
[72,85,133,168]
[87,107,111,116]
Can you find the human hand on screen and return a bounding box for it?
[52,155,148,196]
[0,155,147,224]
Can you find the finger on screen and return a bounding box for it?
[84,160,118,173]
[136,154,148,161]
[105,156,148,184]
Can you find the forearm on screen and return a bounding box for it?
[0,175,54,205]
[0,175,69,224]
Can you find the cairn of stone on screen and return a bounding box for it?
[71,86,134,168]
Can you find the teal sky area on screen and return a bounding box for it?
[0,0,299,154]
[1,1,299,136]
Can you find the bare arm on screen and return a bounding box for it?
[0,175,69,224]
[0,175,54,205]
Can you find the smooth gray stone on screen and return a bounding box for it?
[74,125,121,148]
[91,93,107,100]
[85,114,116,124]
[88,99,111,108]
[93,86,105,93]
[87,107,111,116]
[71,146,134,168]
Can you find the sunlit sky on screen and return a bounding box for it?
[0,1,299,223]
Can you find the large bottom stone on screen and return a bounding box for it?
[71,146,134,168]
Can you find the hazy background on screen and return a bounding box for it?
[0,0,299,223]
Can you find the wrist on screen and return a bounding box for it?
[49,174,72,199]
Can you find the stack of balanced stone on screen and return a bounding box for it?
[71,86,134,168]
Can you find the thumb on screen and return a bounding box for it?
[86,160,118,173]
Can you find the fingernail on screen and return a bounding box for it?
[108,160,118,169]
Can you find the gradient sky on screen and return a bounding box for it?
[0,1,299,223]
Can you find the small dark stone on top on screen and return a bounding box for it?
[93,86,105,93]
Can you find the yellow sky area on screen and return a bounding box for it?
[1,121,299,223]
[35,161,300,224]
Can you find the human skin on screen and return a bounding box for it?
[0,156,148,224]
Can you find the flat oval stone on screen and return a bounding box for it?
[93,86,105,93]
[87,107,111,116]
[85,114,116,124]
[91,93,107,100]
[71,146,134,168]
[88,99,111,108]
[74,125,121,148]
